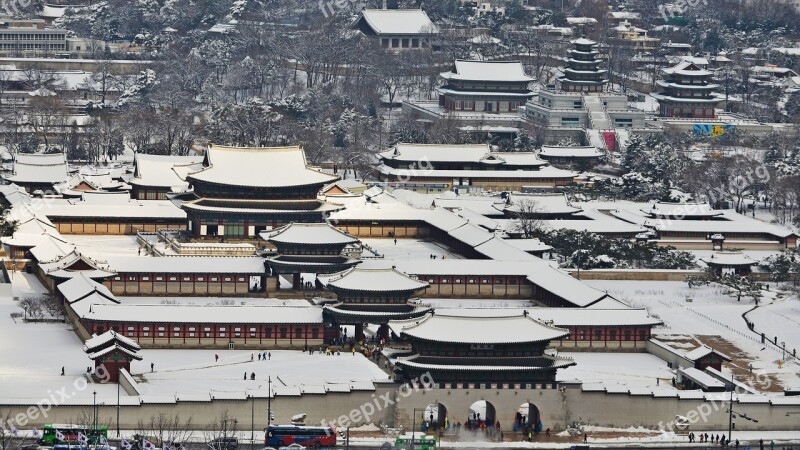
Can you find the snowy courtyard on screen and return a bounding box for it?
[1,272,388,401]
[361,238,464,260]
[584,280,800,390]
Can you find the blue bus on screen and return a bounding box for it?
[264,425,336,448]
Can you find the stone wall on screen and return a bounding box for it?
[2,385,798,433]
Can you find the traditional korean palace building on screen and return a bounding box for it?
[351,9,437,51]
[129,153,203,200]
[261,222,361,289]
[30,191,187,235]
[60,274,326,349]
[180,145,342,239]
[83,330,142,382]
[2,152,69,193]
[403,60,534,135]
[56,267,661,351]
[608,202,798,250]
[376,143,576,193]
[0,203,269,294]
[700,251,758,276]
[388,312,576,383]
[55,172,129,198]
[318,267,433,341]
[436,60,534,114]
[652,61,722,119]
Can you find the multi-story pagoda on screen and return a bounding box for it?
[318,267,432,341]
[557,38,609,93]
[180,145,342,239]
[523,37,644,143]
[652,61,722,118]
[389,311,575,383]
[261,222,361,289]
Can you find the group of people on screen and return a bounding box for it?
[296,277,316,290]
[688,432,745,448]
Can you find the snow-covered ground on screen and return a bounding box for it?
[361,238,464,260]
[0,272,388,401]
[131,349,389,396]
[0,273,120,398]
[584,280,800,389]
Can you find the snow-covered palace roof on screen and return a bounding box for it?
[539,145,603,159]
[262,222,359,246]
[130,153,203,189]
[389,312,570,345]
[320,267,429,294]
[700,251,758,267]
[186,145,338,189]
[440,60,534,83]
[352,9,437,36]
[4,152,69,185]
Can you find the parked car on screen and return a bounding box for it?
[207,437,238,450]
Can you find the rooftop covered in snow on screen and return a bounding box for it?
[351,9,437,36]
[440,60,534,83]
[389,312,570,345]
[4,152,69,186]
[261,222,359,246]
[319,267,429,294]
[186,145,338,189]
[130,153,204,189]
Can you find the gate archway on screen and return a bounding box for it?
[515,402,542,434]
[466,400,496,431]
[423,402,448,431]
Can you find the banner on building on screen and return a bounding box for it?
[601,131,617,151]
[693,124,736,139]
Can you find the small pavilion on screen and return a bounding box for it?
[700,251,758,276]
[83,330,142,382]
[318,267,432,341]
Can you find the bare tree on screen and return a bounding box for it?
[135,414,195,448]
[511,199,546,238]
[41,295,64,321]
[27,95,69,150]
[18,297,45,321]
[0,411,37,450]
[204,411,238,450]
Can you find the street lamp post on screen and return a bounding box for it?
[116,380,120,438]
[727,373,758,442]
[410,408,426,450]
[250,393,254,450]
[93,391,97,432]
[267,376,273,427]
